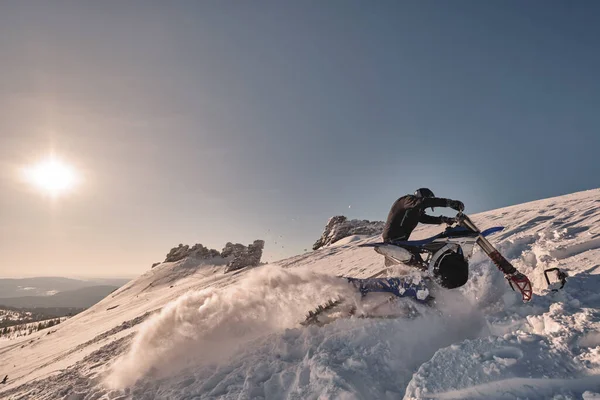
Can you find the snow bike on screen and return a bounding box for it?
[302,213,533,326]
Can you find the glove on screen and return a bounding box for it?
[447,200,465,212]
[440,216,457,225]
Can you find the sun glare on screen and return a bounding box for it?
[24,157,79,197]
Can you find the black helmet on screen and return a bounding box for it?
[414,188,435,198]
[415,188,436,211]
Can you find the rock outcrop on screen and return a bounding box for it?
[312,216,384,250]
[222,240,265,273]
[164,243,221,263]
[160,240,265,273]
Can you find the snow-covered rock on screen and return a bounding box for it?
[161,240,264,273]
[222,239,265,273]
[312,215,385,250]
[164,243,221,263]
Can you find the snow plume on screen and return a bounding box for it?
[105,278,488,398]
[106,266,358,388]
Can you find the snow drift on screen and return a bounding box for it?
[106,266,361,388]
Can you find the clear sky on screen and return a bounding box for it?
[1,1,598,278]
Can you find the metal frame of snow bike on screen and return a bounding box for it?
[368,223,501,277]
[456,213,533,302]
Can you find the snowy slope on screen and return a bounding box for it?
[1,189,600,399]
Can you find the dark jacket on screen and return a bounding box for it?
[382,195,451,242]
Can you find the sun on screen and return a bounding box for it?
[24,157,80,197]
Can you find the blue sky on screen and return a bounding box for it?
[0,1,598,277]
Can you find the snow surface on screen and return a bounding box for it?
[1,189,600,399]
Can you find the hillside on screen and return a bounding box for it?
[0,188,599,399]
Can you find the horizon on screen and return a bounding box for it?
[0,274,136,280]
[1,1,599,278]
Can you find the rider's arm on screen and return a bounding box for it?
[421,197,452,209]
[419,214,443,224]
[422,197,464,212]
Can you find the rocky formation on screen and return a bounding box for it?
[158,240,265,273]
[164,243,221,263]
[222,240,265,273]
[312,216,384,250]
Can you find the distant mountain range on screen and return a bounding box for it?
[0,277,130,309]
[0,277,130,298]
[0,286,119,309]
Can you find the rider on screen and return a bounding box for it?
[347,189,532,302]
[379,189,466,279]
[382,188,465,243]
[348,189,468,302]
